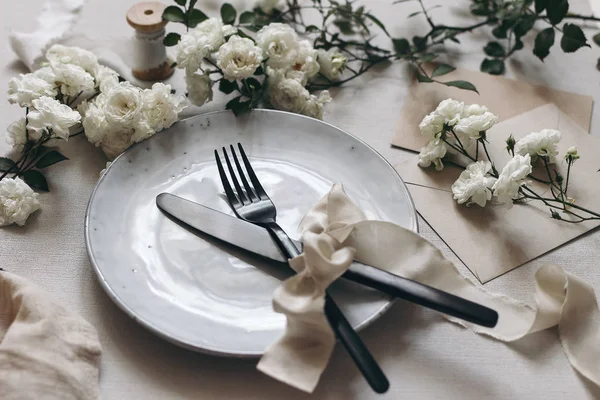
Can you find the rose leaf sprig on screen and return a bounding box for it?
[417,98,600,223]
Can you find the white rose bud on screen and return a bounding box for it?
[317,48,347,80]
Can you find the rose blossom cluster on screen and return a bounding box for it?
[173,19,346,119]
[418,98,576,209]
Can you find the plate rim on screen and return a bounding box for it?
[85,108,419,357]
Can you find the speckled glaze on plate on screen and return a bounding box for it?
[85,109,418,357]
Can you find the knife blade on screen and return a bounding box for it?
[156,193,498,328]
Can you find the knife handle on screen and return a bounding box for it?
[344,263,498,328]
[265,221,390,394]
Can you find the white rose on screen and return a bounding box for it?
[103,82,143,129]
[256,23,299,69]
[186,71,213,106]
[317,48,347,80]
[492,154,532,207]
[99,126,134,160]
[418,111,445,141]
[302,91,331,120]
[514,129,562,163]
[51,61,95,96]
[269,77,310,113]
[462,103,488,118]
[217,35,263,80]
[293,40,319,78]
[80,98,110,145]
[27,96,81,140]
[435,98,464,126]
[257,0,280,13]
[94,65,119,92]
[7,73,57,107]
[33,66,57,83]
[0,177,41,227]
[6,118,28,151]
[175,32,210,74]
[194,18,228,52]
[46,44,99,74]
[454,111,499,139]
[140,83,187,134]
[451,161,496,207]
[418,138,447,170]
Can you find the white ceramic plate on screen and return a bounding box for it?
[86,110,417,357]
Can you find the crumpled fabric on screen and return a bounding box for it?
[0,271,102,400]
[257,184,600,393]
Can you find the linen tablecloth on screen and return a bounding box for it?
[1,0,600,398]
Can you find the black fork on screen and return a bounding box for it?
[215,143,390,394]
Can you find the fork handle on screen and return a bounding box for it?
[264,221,390,394]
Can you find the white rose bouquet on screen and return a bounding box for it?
[163,2,345,118]
[2,45,186,227]
[418,98,600,224]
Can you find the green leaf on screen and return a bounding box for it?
[431,63,455,77]
[219,79,239,94]
[407,11,422,18]
[471,7,488,16]
[547,0,568,25]
[333,19,353,35]
[412,36,427,51]
[561,23,590,52]
[416,73,433,83]
[163,32,181,47]
[533,28,555,60]
[162,6,185,23]
[236,29,254,40]
[514,38,524,50]
[0,157,17,172]
[225,96,248,116]
[535,0,548,13]
[239,11,255,25]
[513,15,536,37]
[484,41,505,57]
[392,38,410,55]
[305,25,320,33]
[492,26,508,39]
[254,65,264,75]
[170,61,178,68]
[174,0,186,5]
[244,77,261,91]
[188,8,208,27]
[594,33,600,46]
[365,13,390,37]
[442,80,479,93]
[480,58,505,75]
[34,151,68,169]
[21,170,48,191]
[189,0,197,10]
[419,53,438,62]
[220,3,236,25]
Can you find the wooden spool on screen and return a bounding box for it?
[126,1,174,81]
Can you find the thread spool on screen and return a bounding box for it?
[126,1,174,81]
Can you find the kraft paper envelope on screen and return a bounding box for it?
[391,66,594,152]
[395,104,600,283]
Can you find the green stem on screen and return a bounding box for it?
[480,140,498,177]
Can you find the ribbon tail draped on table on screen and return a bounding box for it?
[257,184,600,392]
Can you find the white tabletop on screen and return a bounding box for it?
[2,0,600,398]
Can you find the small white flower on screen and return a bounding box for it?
[268,76,310,114]
[565,146,580,163]
[6,118,28,151]
[94,65,119,92]
[51,61,95,96]
[32,66,57,83]
[27,96,81,140]
[514,129,562,163]
[103,82,143,129]
[80,98,110,145]
[418,111,445,141]
[317,48,347,80]
[256,23,299,69]
[217,35,263,80]
[418,139,447,170]
[222,24,238,37]
[302,91,331,120]
[462,103,488,118]
[99,126,135,160]
[186,71,213,106]
[454,111,499,139]
[435,99,464,126]
[7,73,57,107]
[451,161,496,207]
[140,83,186,136]
[293,40,319,78]
[175,33,210,74]
[0,177,41,227]
[194,18,229,52]
[46,44,99,74]
[492,154,532,207]
[257,0,280,13]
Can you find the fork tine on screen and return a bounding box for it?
[237,143,268,199]
[230,145,258,202]
[222,147,249,205]
[214,149,240,207]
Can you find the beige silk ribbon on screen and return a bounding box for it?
[0,271,102,400]
[257,184,600,393]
